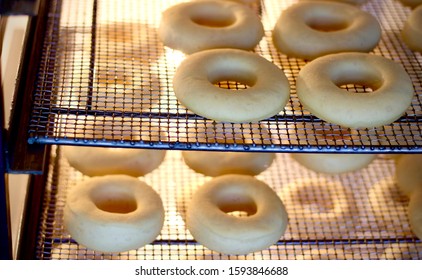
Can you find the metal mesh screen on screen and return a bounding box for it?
[27,0,422,152]
[34,146,421,260]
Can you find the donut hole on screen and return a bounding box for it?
[216,194,258,216]
[215,80,251,90]
[333,70,381,94]
[190,10,236,28]
[225,210,251,217]
[210,71,257,91]
[214,81,251,90]
[219,203,257,217]
[91,187,137,214]
[338,83,374,93]
[305,17,350,32]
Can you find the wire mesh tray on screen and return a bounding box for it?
[26,0,422,152]
[33,146,421,260]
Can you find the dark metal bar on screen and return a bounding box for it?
[85,0,98,110]
[28,106,422,124]
[54,237,421,247]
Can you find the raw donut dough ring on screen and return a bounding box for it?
[64,175,165,252]
[395,154,422,197]
[182,151,275,176]
[186,174,288,255]
[296,52,414,129]
[173,48,290,123]
[291,153,376,174]
[272,1,381,60]
[63,146,166,177]
[182,123,275,176]
[402,4,422,52]
[158,0,264,54]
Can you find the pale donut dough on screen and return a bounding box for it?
[158,0,264,54]
[63,146,166,177]
[399,0,422,8]
[182,151,275,176]
[395,154,422,196]
[181,123,274,176]
[402,4,422,52]
[173,48,290,123]
[64,175,164,252]
[409,189,422,241]
[291,153,376,174]
[296,52,414,129]
[186,174,288,255]
[272,1,381,60]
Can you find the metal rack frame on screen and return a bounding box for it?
[4,0,420,164]
[0,0,421,260]
[19,147,422,260]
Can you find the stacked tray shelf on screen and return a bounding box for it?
[19,0,422,260]
[25,0,421,152]
[33,147,421,260]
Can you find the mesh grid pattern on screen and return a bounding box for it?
[34,147,421,260]
[27,0,422,152]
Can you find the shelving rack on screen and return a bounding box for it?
[0,0,421,260]
[25,147,422,260]
[10,0,422,162]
